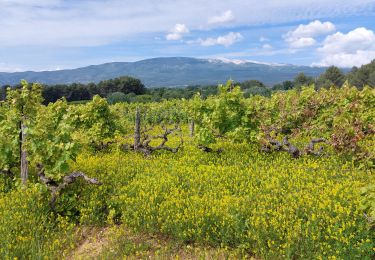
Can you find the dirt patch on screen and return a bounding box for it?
[68,225,257,259]
[68,226,109,259]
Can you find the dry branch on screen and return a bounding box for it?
[126,108,183,155]
[134,125,183,155]
[37,164,102,209]
[281,137,301,158]
[91,140,117,150]
[304,138,326,156]
[261,135,327,158]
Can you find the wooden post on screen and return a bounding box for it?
[189,120,195,137]
[134,107,141,150]
[20,118,28,185]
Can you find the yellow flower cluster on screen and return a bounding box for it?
[0,185,76,259]
[73,135,374,259]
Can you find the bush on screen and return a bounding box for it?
[107,92,128,104]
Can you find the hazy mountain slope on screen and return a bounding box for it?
[0,57,328,87]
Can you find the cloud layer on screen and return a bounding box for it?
[315,27,375,67]
[0,0,374,70]
[284,20,336,48]
[0,0,373,47]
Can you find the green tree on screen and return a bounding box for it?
[347,59,375,89]
[294,73,314,88]
[369,71,375,86]
[98,76,146,96]
[316,66,345,89]
[272,80,294,91]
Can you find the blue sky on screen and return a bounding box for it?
[0,0,374,71]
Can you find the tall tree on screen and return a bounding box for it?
[316,66,345,89]
[347,59,375,89]
[294,73,314,88]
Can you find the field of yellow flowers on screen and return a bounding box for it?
[0,128,374,259]
[66,132,373,259]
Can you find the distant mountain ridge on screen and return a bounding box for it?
[0,57,330,87]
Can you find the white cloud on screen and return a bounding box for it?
[259,36,269,42]
[314,27,375,67]
[318,27,375,54]
[193,32,243,47]
[262,44,272,49]
[284,20,335,48]
[314,51,375,67]
[208,10,234,25]
[166,23,190,40]
[287,20,336,39]
[289,37,316,48]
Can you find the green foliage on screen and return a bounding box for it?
[240,80,271,97]
[0,100,20,173]
[0,81,43,174]
[40,76,146,103]
[191,80,254,145]
[272,80,294,91]
[107,91,128,104]
[73,95,118,145]
[347,59,375,89]
[0,81,83,182]
[6,79,43,117]
[316,66,345,89]
[252,85,374,165]
[110,100,190,133]
[293,72,314,88]
[29,99,80,180]
[98,76,146,96]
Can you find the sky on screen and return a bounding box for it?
[0,0,374,72]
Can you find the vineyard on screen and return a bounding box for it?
[0,80,374,259]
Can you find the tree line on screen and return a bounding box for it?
[273,59,375,91]
[0,76,146,104]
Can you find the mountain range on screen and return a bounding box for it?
[0,57,330,87]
